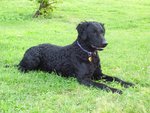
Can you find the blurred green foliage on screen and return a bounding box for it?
[30,0,61,18]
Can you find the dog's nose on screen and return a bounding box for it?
[102,42,108,47]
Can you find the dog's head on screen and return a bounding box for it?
[76,21,108,51]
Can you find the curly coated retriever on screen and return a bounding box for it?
[18,21,134,94]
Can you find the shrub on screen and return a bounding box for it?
[30,0,61,18]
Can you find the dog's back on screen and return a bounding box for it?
[18,43,75,76]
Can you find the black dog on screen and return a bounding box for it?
[18,21,134,94]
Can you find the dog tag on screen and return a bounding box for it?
[88,56,92,62]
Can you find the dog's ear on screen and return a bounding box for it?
[76,22,89,40]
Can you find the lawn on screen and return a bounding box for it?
[0,0,150,112]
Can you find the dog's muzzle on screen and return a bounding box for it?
[91,42,108,51]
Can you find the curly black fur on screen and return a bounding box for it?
[19,21,134,94]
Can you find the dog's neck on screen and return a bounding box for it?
[75,39,97,53]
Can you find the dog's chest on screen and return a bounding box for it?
[88,54,100,68]
[81,55,100,77]
[78,52,100,67]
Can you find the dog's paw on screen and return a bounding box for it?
[122,82,135,88]
[111,88,123,94]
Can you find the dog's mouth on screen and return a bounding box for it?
[91,45,105,51]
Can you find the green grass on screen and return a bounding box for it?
[0,0,150,112]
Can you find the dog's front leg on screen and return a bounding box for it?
[93,67,135,88]
[101,74,135,88]
[76,63,122,94]
[77,76,122,94]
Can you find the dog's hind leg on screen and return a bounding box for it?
[18,47,41,72]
